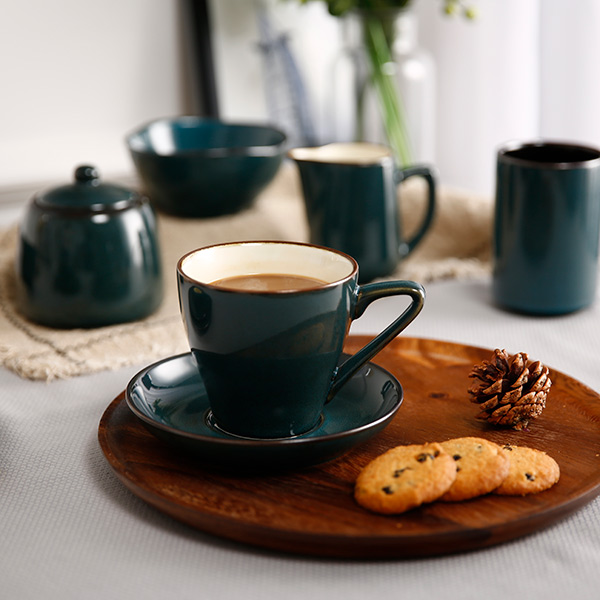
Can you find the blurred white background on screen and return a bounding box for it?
[2,0,600,197]
[0,0,188,190]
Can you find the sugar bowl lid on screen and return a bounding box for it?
[34,165,140,213]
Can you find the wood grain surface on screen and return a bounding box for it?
[98,336,600,558]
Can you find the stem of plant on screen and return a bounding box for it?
[364,15,413,166]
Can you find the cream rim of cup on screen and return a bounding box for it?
[288,142,392,165]
[178,241,357,288]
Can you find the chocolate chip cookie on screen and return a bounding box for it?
[494,444,560,495]
[354,443,457,514]
[438,437,511,501]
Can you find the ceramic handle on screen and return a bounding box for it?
[327,280,425,401]
[395,165,436,257]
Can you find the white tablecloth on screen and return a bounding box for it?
[2,273,600,600]
[1,176,600,600]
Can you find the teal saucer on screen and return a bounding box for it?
[125,353,402,471]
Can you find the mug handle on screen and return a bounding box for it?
[327,280,425,401]
[395,165,437,258]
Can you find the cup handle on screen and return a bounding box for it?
[327,280,425,401]
[395,165,437,258]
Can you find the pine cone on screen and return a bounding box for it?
[468,349,552,430]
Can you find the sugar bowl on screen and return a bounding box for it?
[16,165,163,328]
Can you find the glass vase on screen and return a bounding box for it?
[329,7,435,165]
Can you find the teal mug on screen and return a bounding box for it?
[177,241,425,439]
[493,141,600,315]
[289,142,436,282]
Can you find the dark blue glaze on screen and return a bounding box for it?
[125,352,402,471]
[290,149,436,282]
[181,280,350,438]
[177,242,424,439]
[493,142,600,315]
[16,166,162,328]
[126,117,286,217]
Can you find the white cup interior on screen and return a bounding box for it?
[289,142,392,165]
[180,242,356,286]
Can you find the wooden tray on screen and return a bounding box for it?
[98,336,600,558]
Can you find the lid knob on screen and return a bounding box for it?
[74,165,100,184]
[33,164,138,211]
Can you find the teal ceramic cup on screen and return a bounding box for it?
[493,141,600,315]
[177,241,425,439]
[289,143,436,283]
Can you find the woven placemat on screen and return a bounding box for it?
[0,166,491,380]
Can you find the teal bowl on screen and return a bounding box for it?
[126,117,286,217]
